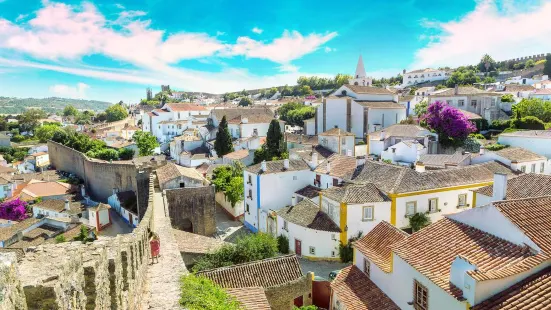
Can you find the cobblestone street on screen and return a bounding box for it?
[299,257,350,280]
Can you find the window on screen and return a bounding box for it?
[491,99,496,107]
[363,258,370,276]
[458,194,467,207]
[458,100,465,106]
[248,189,252,199]
[446,100,452,105]
[253,128,258,136]
[362,206,374,221]
[414,280,428,310]
[521,165,526,172]
[293,176,298,181]
[406,201,417,216]
[331,251,336,257]
[331,234,337,241]
[333,178,339,186]
[248,174,252,185]
[395,138,402,144]
[428,198,438,213]
[531,164,536,173]
[541,162,545,173]
[341,138,346,145]
[471,100,477,107]
[309,246,316,255]
[246,204,250,213]
[283,220,288,231]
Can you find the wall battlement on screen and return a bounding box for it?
[0,175,156,310]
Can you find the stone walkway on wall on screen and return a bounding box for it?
[142,186,187,309]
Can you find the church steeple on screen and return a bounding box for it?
[355,55,366,78]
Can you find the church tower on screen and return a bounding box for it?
[349,55,373,86]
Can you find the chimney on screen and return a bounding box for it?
[415,161,425,173]
[64,199,70,211]
[283,159,289,170]
[261,160,267,172]
[479,146,485,155]
[311,152,319,166]
[380,130,386,141]
[326,161,331,173]
[492,173,508,201]
[291,195,297,206]
[454,84,459,95]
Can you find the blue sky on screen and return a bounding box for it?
[0,0,550,103]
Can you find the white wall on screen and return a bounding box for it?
[351,101,364,139]
[498,135,551,159]
[278,217,339,259]
[381,142,425,164]
[367,109,406,133]
[325,99,347,131]
[215,191,244,218]
[346,201,392,239]
[395,188,477,228]
[98,209,110,226]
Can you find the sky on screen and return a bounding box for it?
[0,0,550,103]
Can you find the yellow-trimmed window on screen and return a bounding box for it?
[362,206,374,221]
[458,194,467,208]
[428,198,438,213]
[406,201,417,216]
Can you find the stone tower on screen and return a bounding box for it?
[349,55,373,86]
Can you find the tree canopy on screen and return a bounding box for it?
[478,54,496,73]
[35,123,62,143]
[133,131,159,156]
[238,97,252,107]
[278,102,316,127]
[179,274,241,310]
[254,120,287,163]
[105,104,128,122]
[19,109,47,133]
[211,163,244,207]
[63,105,79,117]
[214,116,234,157]
[445,69,481,87]
[512,98,551,122]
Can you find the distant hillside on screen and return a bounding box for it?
[0,97,112,115]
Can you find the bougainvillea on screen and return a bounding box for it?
[0,198,29,221]
[422,101,476,145]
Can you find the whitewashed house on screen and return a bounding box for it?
[0,175,15,200]
[32,199,83,220]
[402,68,452,86]
[428,86,511,122]
[243,159,312,234]
[88,203,111,232]
[502,84,535,102]
[367,124,437,157]
[318,128,355,156]
[380,140,427,166]
[498,130,551,160]
[472,173,551,207]
[530,88,551,101]
[107,190,139,227]
[141,103,209,142]
[471,146,547,174]
[338,196,551,310]
[169,130,204,165]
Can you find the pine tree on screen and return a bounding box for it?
[214,116,234,157]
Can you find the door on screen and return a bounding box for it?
[295,239,302,256]
[129,214,133,227]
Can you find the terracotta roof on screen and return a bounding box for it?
[211,108,274,122]
[319,127,354,136]
[245,159,310,174]
[197,254,304,288]
[472,266,551,310]
[499,130,551,139]
[473,174,551,199]
[369,124,430,140]
[493,147,546,162]
[458,109,482,120]
[227,114,275,124]
[33,200,83,214]
[0,218,41,241]
[290,145,334,163]
[330,265,400,310]
[226,287,271,310]
[406,68,445,74]
[351,161,516,194]
[430,87,501,97]
[165,103,207,112]
[343,84,395,95]
[224,149,250,160]
[172,229,228,254]
[0,166,16,174]
[533,89,551,95]
[419,152,471,169]
[354,101,405,109]
[314,154,358,179]
[295,185,321,199]
[322,183,389,204]
[88,203,110,212]
[504,84,535,92]
[285,133,318,145]
[391,218,548,300]
[277,199,341,233]
[20,181,74,198]
[493,196,551,254]
[156,162,206,186]
[354,221,408,273]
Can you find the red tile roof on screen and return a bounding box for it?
[330,265,400,310]
[472,267,551,310]
[354,221,408,273]
[166,103,207,111]
[391,218,548,300]
[226,287,271,310]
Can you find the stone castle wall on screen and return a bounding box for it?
[165,186,216,236]
[0,175,156,310]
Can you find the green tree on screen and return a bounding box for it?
[211,163,244,207]
[19,109,47,133]
[254,120,287,163]
[133,131,159,156]
[93,149,120,161]
[118,148,135,160]
[544,54,551,77]
[409,212,431,232]
[73,225,93,243]
[501,94,515,103]
[55,234,66,243]
[483,76,496,84]
[339,232,362,263]
[105,104,128,122]
[238,97,253,107]
[445,70,481,87]
[414,100,428,117]
[35,124,61,142]
[63,105,79,117]
[278,102,315,127]
[299,85,313,96]
[214,116,234,157]
[179,274,241,310]
[478,54,496,73]
[334,73,353,87]
[513,98,551,122]
[277,235,289,254]
[525,59,536,68]
[266,87,278,98]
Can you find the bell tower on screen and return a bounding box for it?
[349,55,373,86]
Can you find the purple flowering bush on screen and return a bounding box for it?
[422,101,476,145]
[0,198,29,221]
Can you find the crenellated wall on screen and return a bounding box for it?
[0,175,156,310]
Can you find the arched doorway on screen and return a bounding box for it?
[181,218,193,233]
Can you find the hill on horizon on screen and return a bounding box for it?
[0,96,112,115]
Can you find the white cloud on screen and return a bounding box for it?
[279,64,299,73]
[114,3,125,9]
[324,46,334,53]
[412,0,551,69]
[216,31,225,36]
[49,82,90,98]
[15,14,27,22]
[252,27,263,34]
